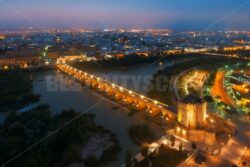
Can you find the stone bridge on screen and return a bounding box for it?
[57,64,176,121]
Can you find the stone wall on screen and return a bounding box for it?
[187,129,216,146]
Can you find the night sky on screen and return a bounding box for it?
[0,0,250,30]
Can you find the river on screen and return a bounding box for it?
[32,61,173,167]
[0,60,176,167]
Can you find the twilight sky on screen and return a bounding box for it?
[0,0,250,30]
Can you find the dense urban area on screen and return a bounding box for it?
[0,29,250,167]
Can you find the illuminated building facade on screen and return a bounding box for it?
[0,55,40,67]
[47,41,99,60]
[0,48,41,67]
[175,95,216,146]
[177,95,207,129]
[0,35,5,40]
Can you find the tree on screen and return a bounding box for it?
[141,145,149,157]
[0,107,120,167]
[179,143,183,151]
[170,135,175,147]
[191,143,197,150]
[125,151,132,167]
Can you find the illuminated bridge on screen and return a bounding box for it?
[57,64,176,121]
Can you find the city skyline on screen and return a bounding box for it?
[1,0,250,31]
[1,1,250,167]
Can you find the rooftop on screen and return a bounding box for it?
[181,95,204,104]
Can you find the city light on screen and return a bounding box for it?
[163,139,168,145]
[1,4,250,166]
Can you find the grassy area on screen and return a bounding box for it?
[72,54,161,71]
[0,106,120,167]
[0,71,40,112]
[147,56,235,105]
[72,53,216,72]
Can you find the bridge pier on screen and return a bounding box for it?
[57,64,176,121]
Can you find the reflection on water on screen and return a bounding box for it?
[94,61,174,94]
[0,62,171,166]
[31,62,168,167]
[33,70,142,166]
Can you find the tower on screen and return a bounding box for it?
[177,95,207,129]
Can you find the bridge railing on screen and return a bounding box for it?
[57,64,176,118]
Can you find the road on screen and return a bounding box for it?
[219,119,250,166]
[211,71,236,107]
[177,150,231,167]
[173,68,195,100]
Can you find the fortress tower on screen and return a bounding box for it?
[177,95,207,129]
[174,95,216,146]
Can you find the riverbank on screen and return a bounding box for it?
[0,105,121,167]
[147,57,239,105]
[0,71,121,167]
[0,70,40,113]
[0,64,56,72]
[31,70,166,167]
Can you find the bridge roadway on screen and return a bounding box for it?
[57,64,176,121]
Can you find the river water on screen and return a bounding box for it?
[0,60,176,167]
[32,61,173,167]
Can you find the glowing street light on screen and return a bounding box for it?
[183,129,187,135]
[162,139,168,145]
